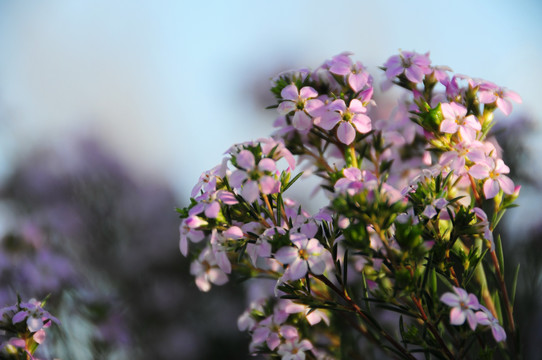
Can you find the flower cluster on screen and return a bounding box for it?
[0,298,59,359]
[179,51,521,358]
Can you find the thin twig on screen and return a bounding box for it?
[314,274,417,360]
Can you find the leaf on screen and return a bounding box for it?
[511,263,520,306]
[463,249,488,287]
[343,249,349,286]
[435,271,454,291]
[282,171,304,192]
[495,234,505,274]
[420,251,434,292]
[376,304,417,318]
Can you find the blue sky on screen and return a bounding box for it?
[0,0,540,214]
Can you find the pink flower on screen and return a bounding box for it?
[440,287,480,330]
[439,102,481,142]
[317,99,371,145]
[210,227,244,274]
[477,81,522,116]
[259,137,296,170]
[179,216,206,256]
[422,198,449,219]
[278,84,325,131]
[384,51,432,83]
[190,158,228,198]
[475,306,506,342]
[469,157,514,199]
[190,246,229,292]
[431,65,452,84]
[328,55,371,93]
[237,300,265,331]
[472,207,494,250]
[282,301,330,326]
[12,299,60,333]
[438,140,486,176]
[275,234,328,281]
[334,167,377,195]
[250,315,298,351]
[229,150,281,203]
[277,338,313,360]
[189,189,238,220]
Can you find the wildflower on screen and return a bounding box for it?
[229,150,281,203]
[210,226,244,274]
[472,207,494,250]
[190,246,228,292]
[384,51,432,83]
[179,216,206,256]
[469,157,514,199]
[12,299,60,333]
[278,84,325,132]
[334,167,377,195]
[438,140,486,176]
[190,158,229,198]
[422,198,450,219]
[475,306,506,342]
[431,65,453,84]
[440,287,480,330]
[275,234,327,281]
[251,315,298,351]
[439,102,481,142]
[477,81,522,116]
[277,338,313,360]
[328,55,371,93]
[282,301,330,326]
[317,99,371,145]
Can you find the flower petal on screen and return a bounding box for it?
[450,307,466,325]
[204,201,220,218]
[281,84,299,101]
[440,293,459,307]
[299,86,318,99]
[275,246,299,264]
[237,150,255,170]
[348,72,368,92]
[242,180,260,203]
[286,258,308,280]
[337,122,356,145]
[351,114,371,133]
[292,111,313,131]
[483,179,500,199]
[278,101,296,115]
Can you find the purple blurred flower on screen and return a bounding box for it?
[440,287,480,330]
[475,306,506,342]
[190,246,229,292]
[12,299,60,333]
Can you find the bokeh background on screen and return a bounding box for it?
[0,1,541,359]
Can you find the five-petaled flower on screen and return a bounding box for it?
[440,286,480,330]
[317,99,371,145]
[384,51,432,83]
[275,234,328,281]
[278,84,325,132]
[469,157,515,199]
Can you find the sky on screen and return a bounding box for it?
[0,0,541,223]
